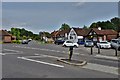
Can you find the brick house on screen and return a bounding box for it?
[86,28,118,42]
[0,30,12,43]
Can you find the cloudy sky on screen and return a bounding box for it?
[2,2,118,34]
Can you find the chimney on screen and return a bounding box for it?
[98,27,101,30]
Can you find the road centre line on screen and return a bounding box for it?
[17,57,64,68]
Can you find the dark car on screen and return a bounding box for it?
[77,39,84,45]
[54,39,65,45]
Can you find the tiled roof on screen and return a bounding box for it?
[92,28,118,35]
[56,29,71,36]
[73,28,90,36]
[51,30,59,37]
[0,30,12,36]
[51,28,91,37]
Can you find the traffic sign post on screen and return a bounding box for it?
[69,46,74,61]
[115,48,118,56]
[98,46,100,54]
[91,46,93,55]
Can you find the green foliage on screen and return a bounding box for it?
[83,25,88,29]
[110,17,120,31]
[59,23,70,30]
[12,40,21,44]
[90,17,120,31]
[23,36,27,39]
[10,28,39,40]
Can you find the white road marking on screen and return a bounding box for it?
[79,54,85,55]
[0,53,5,55]
[13,46,66,54]
[3,53,23,55]
[4,49,23,53]
[82,63,118,75]
[24,54,64,59]
[95,54,119,60]
[17,57,64,68]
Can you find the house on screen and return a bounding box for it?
[39,31,54,42]
[51,30,59,40]
[0,30,12,43]
[118,30,120,38]
[51,28,89,43]
[51,27,118,43]
[86,28,118,42]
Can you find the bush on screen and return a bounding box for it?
[12,40,21,44]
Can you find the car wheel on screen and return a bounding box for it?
[84,45,86,47]
[74,45,77,48]
[63,45,66,47]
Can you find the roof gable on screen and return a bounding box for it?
[91,28,118,35]
[0,30,12,36]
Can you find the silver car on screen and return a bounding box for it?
[110,39,120,51]
[84,40,94,47]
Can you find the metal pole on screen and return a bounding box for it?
[98,46,100,54]
[91,46,93,55]
[115,48,117,56]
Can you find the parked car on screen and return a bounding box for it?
[54,39,65,45]
[97,41,111,49]
[63,40,79,47]
[77,39,84,45]
[110,39,120,50]
[84,40,94,47]
[28,38,32,41]
[22,40,29,44]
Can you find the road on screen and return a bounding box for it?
[1,41,120,78]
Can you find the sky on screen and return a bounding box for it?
[2,2,119,34]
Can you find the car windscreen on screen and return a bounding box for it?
[86,41,92,42]
[66,41,73,43]
[100,42,108,44]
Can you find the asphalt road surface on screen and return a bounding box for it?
[1,40,120,78]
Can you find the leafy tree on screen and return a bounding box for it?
[89,17,120,31]
[83,25,88,29]
[90,23,98,28]
[10,28,39,40]
[59,23,70,30]
[110,17,120,31]
[11,28,21,40]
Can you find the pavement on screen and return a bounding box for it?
[1,40,120,78]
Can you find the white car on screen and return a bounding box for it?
[97,41,111,49]
[63,40,79,47]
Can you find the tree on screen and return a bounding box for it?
[89,17,120,31]
[110,17,120,31]
[83,25,88,29]
[90,23,98,28]
[11,28,21,40]
[59,23,70,30]
[10,27,39,40]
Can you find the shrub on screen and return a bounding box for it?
[12,40,21,44]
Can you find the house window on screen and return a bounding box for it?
[70,36,73,39]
